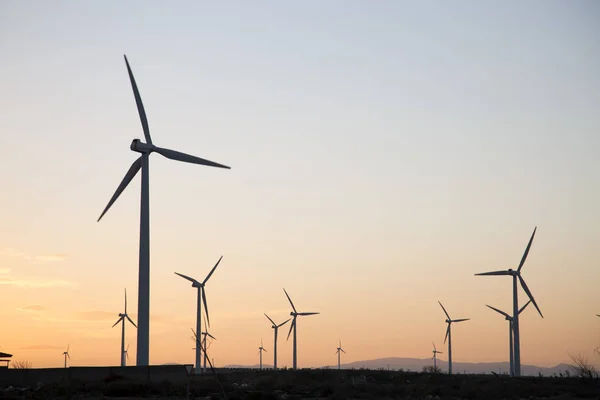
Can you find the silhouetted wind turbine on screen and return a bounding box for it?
[283,288,320,370]
[97,55,230,366]
[486,300,531,377]
[438,301,469,375]
[432,342,443,370]
[201,319,216,373]
[258,339,267,370]
[112,288,137,367]
[475,227,543,377]
[174,255,223,373]
[335,340,346,370]
[264,313,290,370]
[62,345,70,368]
[124,344,130,366]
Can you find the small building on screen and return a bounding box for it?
[0,352,12,368]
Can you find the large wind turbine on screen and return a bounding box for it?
[475,227,543,377]
[62,345,70,368]
[335,340,346,370]
[264,313,290,370]
[97,55,230,366]
[486,300,531,376]
[112,288,138,367]
[258,339,267,370]
[283,288,320,370]
[432,342,443,370]
[174,256,223,373]
[123,344,130,366]
[438,301,469,375]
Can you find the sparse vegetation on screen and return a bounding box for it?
[568,352,599,379]
[422,365,442,374]
[11,360,32,369]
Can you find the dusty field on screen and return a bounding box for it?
[1,369,598,399]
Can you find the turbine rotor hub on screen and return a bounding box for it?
[130,139,154,153]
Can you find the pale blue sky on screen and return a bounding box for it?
[1,1,599,367]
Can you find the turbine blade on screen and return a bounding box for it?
[433,342,436,351]
[154,147,230,169]
[124,288,127,314]
[517,226,537,272]
[207,333,216,340]
[283,289,297,313]
[202,288,210,327]
[437,351,443,354]
[123,55,152,145]
[126,315,138,328]
[475,270,511,276]
[486,305,510,319]
[298,312,319,316]
[67,353,71,360]
[126,344,129,351]
[444,325,450,344]
[97,157,142,222]
[203,255,223,284]
[518,275,543,318]
[263,348,268,352]
[112,317,123,328]
[341,349,346,354]
[264,313,276,326]
[518,300,532,315]
[286,317,296,340]
[438,301,451,320]
[452,318,470,323]
[277,318,291,328]
[174,272,199,285]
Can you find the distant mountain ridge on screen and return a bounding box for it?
[222,357,574,377]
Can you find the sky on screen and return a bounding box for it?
[1,0,599,369]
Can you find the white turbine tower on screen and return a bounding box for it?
[258,339,267,370]
[438,301,469,375]
[97,55,230,366]
[335,340,346,370]
[174,256,223,373]
[432,342,443,370]
[264,313,290,370]
[112,288,137,367]
[283,288,320,370]
[486,300,531,376]
[62,345,70,368]
[475,227,543,377]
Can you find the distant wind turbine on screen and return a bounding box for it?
[62,345,70,368]
[486,300,531,377]
[432,342,443,370]
[112,288,137,367]
[475,227,543,377]
[438,301,469,375]
[123,344,130,366]
[97,55,230,366]
[335,340,346,370]
[201,320,216,373]
[283,288,320,370]
[174,255,223,373]
[258,339,267,370]
[264,313,290,370]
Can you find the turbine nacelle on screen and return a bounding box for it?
[130,138,154,153]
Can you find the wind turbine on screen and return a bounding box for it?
[438,301,469,375]
[97,55,230,366]
[475,227,543,377]
[174,255,223,373]
[124,344,130,366]
[283,288,320,370]
[258,339,267,370]
[486,300,531,376]
[264,313,290,370]
[432,342,443,370]
[62,345,70,368]
[201,320,216,373]
[335,340,346,370]
[112,288,138,367]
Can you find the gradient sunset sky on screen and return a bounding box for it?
[1,0,599,369]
